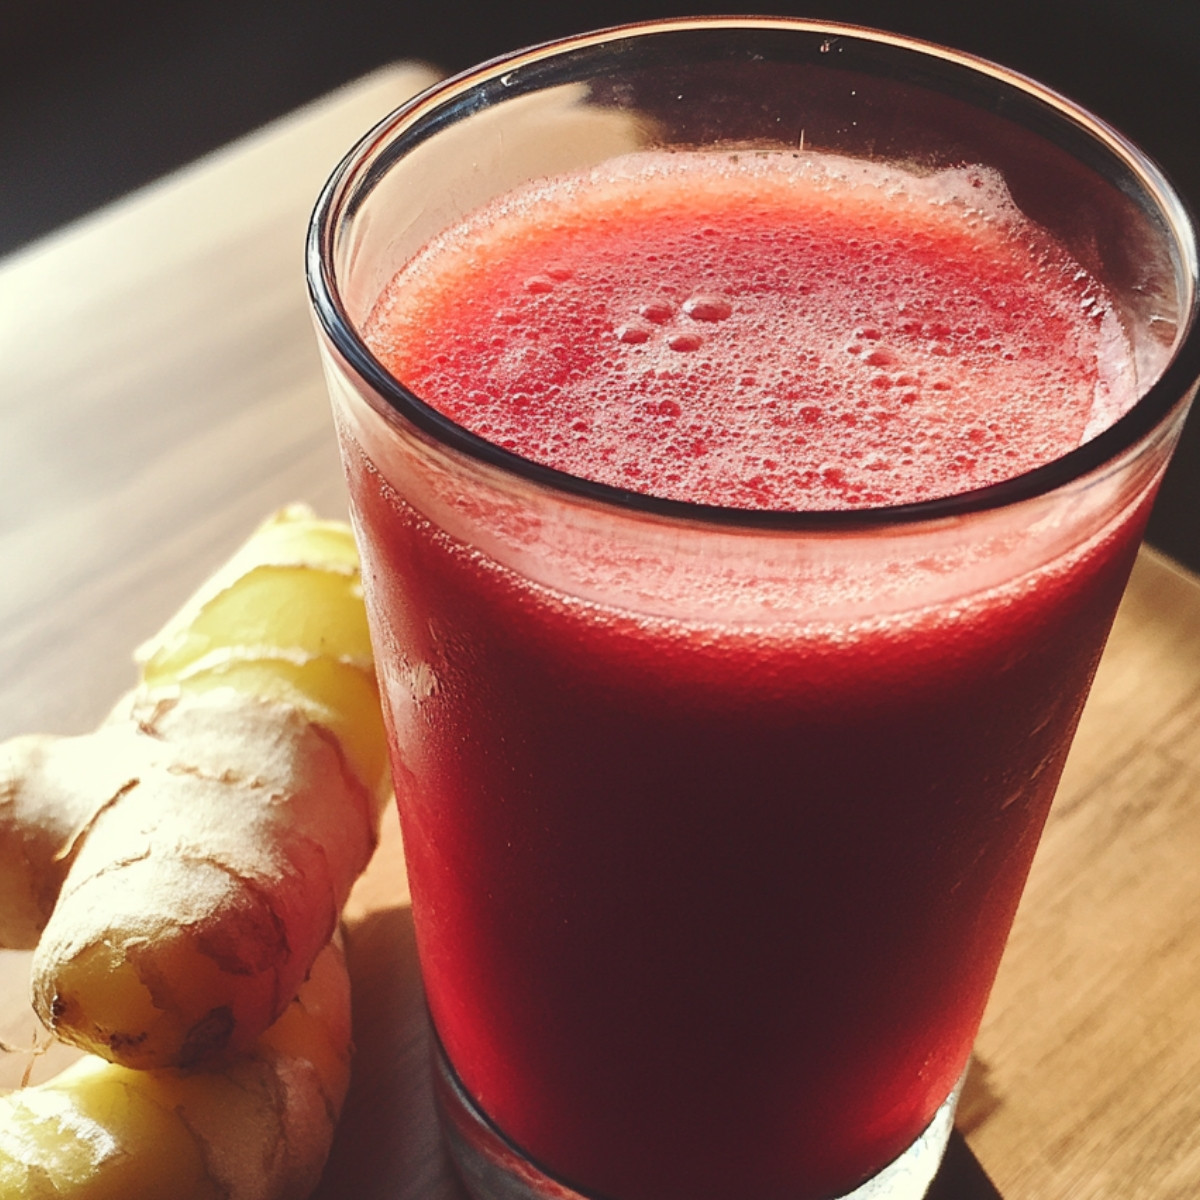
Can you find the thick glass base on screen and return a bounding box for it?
[434,1044,965,1200]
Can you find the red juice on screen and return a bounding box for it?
[342,154,1155,1199]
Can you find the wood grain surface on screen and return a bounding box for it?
[1,64,1198,1200]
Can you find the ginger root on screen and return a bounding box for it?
[0,937,353,1199]
[0,504,389,1070]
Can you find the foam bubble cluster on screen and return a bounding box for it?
[365,151,1135,510]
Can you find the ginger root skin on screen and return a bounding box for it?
[28,692,374,1069]
[0,937,353,1200]
[0,505,390,1070]
[0,736,114,951]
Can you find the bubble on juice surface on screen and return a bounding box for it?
[616,322,652,345]
[638,300,675,324]
[682,294,733,322]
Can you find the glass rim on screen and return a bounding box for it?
[307,14,1200,533]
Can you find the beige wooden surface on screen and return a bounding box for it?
[1,64,1199,1200]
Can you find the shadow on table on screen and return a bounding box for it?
[315,903,467,1200]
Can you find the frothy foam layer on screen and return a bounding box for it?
[366,151,1136,510]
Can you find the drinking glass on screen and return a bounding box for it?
[308,18,1200,1200]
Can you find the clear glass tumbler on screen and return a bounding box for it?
[308,18,1200,1200]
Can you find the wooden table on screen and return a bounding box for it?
[2,64,1199,1200]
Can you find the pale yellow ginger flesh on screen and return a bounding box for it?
[0,504,389,1070]
[0,937,353,1200]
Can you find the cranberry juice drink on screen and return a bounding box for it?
[309,21,1199,1200]
[349,156,1141,1200]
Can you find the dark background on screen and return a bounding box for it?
[4,0,1198,570]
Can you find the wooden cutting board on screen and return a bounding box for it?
[1,62,1198,1200]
